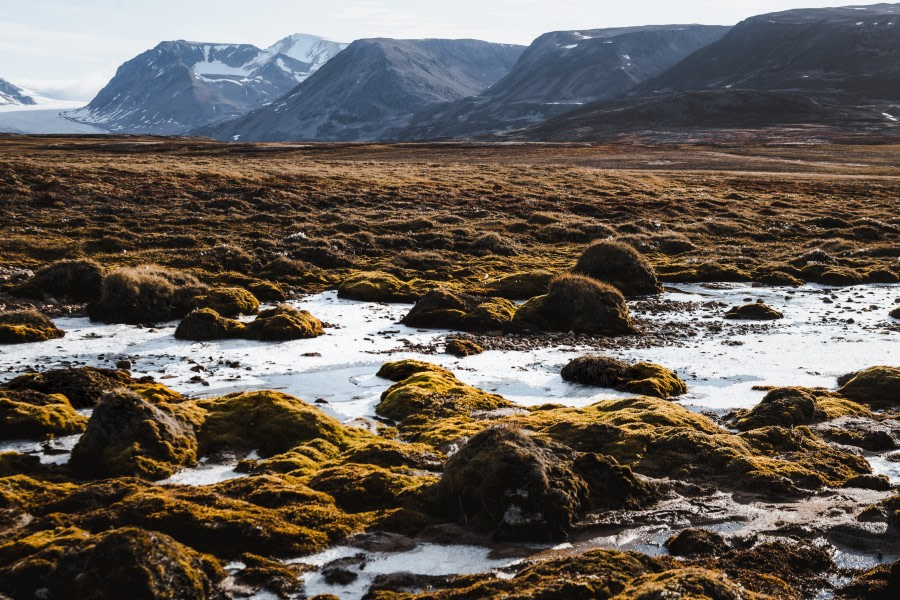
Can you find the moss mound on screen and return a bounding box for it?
[439,426,590,541]
[307,463,435,513]
[338,271,419,302]
[245,305,324,341]
[0,389,87,440]
[561,355,628,387]
[3,366,133,408]
[197,390,354,457]
[838,558,900,600]
[664,529,729,557]
[445,338,484,357]
[402,289,515,332]
[54,478,345,559]
[70,390,197,479]
[247,280,285,302]
[614,567,770,600]
[731,387,871,431]
[514,397,870,493]
[513,273,635,336]
[376,366,512,423]
[175,308,246,341]
[574,240,662,297]
[0,527,224,600]
[87,265,206,324]
[12,259,105,303]
[724,302,784,320]
[0,309,65,344]
[376,359,451,382]
[561,356,687,398]
[192,286,259,317]
[618,362,688,398]
[753,271,803,287]
[484,270,554,300]
[837,366,900,409]
[340,438,444,471]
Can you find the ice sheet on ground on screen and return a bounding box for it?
[296,543,521,600]
[0,284,896,425]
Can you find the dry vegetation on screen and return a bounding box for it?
[0,136,897,298]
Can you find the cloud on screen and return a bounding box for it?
[16,71,112,102]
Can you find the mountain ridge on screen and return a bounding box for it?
[67,34,346,134]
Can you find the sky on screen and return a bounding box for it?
[0,0,886,101]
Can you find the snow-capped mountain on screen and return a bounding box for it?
[200,38,525,142]
[0,78,37,107]
[68,34,346,134]
[396,25,729,140]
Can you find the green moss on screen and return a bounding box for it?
[724,302,783,320]
[12,259,105,303]
[837,366,900,409]
[233,552,304,598]
[0,474,75,510]
[70,390,198,480]
[82,484,337,558]
[619,362,688,398]
[340,438,444,470]
[246,305,324,341]
[376,367,512,423]
[0,310,65,344]
[461,298,516,332]
[484,270,554,299]
[561,356,686,398]
[375,360,451,382]
[508,397,868,493]
[574,240,662,297]
[88,265,206,324]
[196,390,358,457]
[753,271,804,287]
[247,280,286,302]
[175,308,247,341]
[191,286,260,317]
[307,463,437,513]
[0,389,87,440]
[2,366,133,408]
[238,439,344,477]
[401,289,513,332]
[738,426,871,492]
[0,526,225,600]
[445,338,484,357]
[658,263,751,283]
[439,426,590,541]
[338,271,419,302]
[513,273,635,336]
[664,529,729,557]
[613,567,771,600]
[731,387,871,431]
[804,265,862,286]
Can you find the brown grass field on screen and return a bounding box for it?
[1,135,898,294]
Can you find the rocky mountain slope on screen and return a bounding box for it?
[200,38,524,142]
[521,4,900,142]
[395,25,729,140]
[68,34,346,134]
[633,4,900,99]
[0,78,36,107]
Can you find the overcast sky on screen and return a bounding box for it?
[0,1,884,101]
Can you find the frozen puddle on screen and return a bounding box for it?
[292,543,522,600]
[0,284,896,424]
[158,451,257,486]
